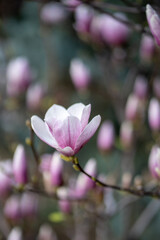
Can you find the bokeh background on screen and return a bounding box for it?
[1,0,160,239]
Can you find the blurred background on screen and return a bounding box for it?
[1,0,160,239]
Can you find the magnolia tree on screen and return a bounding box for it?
[1,0,160,239]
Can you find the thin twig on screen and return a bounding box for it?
[72,157,160,199]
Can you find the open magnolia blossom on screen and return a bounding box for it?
[31,103,101,156]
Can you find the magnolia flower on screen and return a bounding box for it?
[31,103,101,156]
[149,146,160,179]
[146,4,160,46]
[148,98,160,131]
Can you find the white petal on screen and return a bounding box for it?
[45,104,69,122]
[67,103,85,120]
[31,116,58,148]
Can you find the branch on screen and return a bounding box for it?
[71,157,160,199]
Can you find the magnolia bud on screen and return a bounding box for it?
[101,13,130,46]
[75,158,97,198]
[6,57,32,97]
[149,146,160,179]
[146,4,160,46]
[13,145,28,185]
[74,4,94,34]
[26,83,44,111]
[4,195,21,221]
[39,154,52,193]
[40,3,68,24]
[0,160,13,197]
[133,75,148,100]
[37,224,58,240]
[148,98,160,131]
[20,193,38,218]
[50,152,63,187]
[140,34,155,61]
[120,121,133,148]
[8,227,23,240]
[59,200,71,214]
[69,58,91,90]
[125,94,140,121]
[97,121,115,151]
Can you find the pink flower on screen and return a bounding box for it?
[146,4,160,46]
[69,59,91,90]
[125,94,140,121]
[0,160,13,196]
[50,152,63,187]
[4,195,21,221]
[133,75,148,100]
[75,158,97,198]
[100,13,130,46]
[120,121,133,148]
[148,98,160,131]
[31,103,101,156]
[140,34,155,61]
[97,120,115,151]
[6,57,32,97]
[13,145,28,185]
[148,146,160,179]
[40,3,68,24]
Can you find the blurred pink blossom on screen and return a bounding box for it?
[41,3,68,24]
[100,13,130,45]
[8,227,23,240]
[74,4,94,34]
[97,121,115,151]
[70,58,91,90]
[120,121,133,148]
[59,200,72,213]
[26,83,45,111]
[6,57,32,97]
[4,195,21,221]
[148,98,160,131]
[149,146,160,179]
[146,4,160,46]
[13,145,28,185]
[0,160,13,197]
[75,158,97,198]
[125,94,140,121]
[31,103,101,156]
[140,34,155,61]
[50,152,63,187]
[133,75,148,100]
[20,193,38,218]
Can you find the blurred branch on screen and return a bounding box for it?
[71,157,160,199]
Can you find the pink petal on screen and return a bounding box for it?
[52,116,81,149]
[31,116,58,148]
[57,146,75,156]
[45,104,69,122]
[75,115,101,153]
[68,103,91,129]
[67,103,85,120]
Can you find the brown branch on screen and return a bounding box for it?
[72,157,160,199]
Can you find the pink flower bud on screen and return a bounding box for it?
[31,103,101,157]
[8,227,23,240]
[50,152,63,187]
[59,200,71,213]
[133,75,148,99]
[75,158,97,198]
[39,154,53,193]
[4,195,21,221]
[146,4,160,46]
[69,59,91,91]
[153,77,160,99]
[97,121,115,151]
[120,121,133,148]
[40,3,68,24]
[37,224,58,240]
[6,57,32,97]
[148,98,160,131]
[148,146,160,179]
[20,193,38,218]
[140,34,155,61]
[0,160,13,197]
[74,4,94,34]
[100,13,130,46]
[62,0,81,10]
[125,94,140,121]
[13,145,28,185]
[90,15,103,42]
[26,83,45,111]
